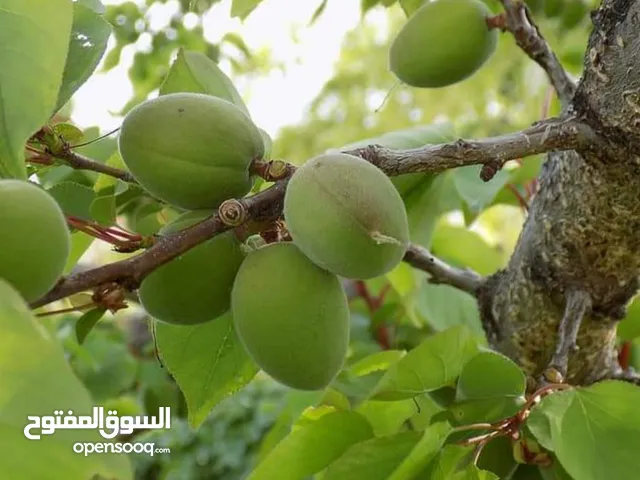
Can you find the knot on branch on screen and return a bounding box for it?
[92,283,128,313]
[218,199,248,227]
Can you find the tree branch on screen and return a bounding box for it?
[403,244,484,296]
[32,118,587,309]
[53,149,138,184]
[499,0,576,106]
[544,289,592,382]
[343,116,589,180]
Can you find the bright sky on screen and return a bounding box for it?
[72,0,368,138]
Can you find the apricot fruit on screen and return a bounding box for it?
[284,153,410,279]
[118,93,264,209]
[389,0,498,88]
[333,124,454,198]
[231,243,349,390]
[138,210,245,325]
[0,180,70,302]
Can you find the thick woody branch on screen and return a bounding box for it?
[544,289,592,382]
[31,181,287,308]
[53,149,137,184]
[32,118,588,309]
[499,0,576,106]
[344,116,589,180]
[403,244,484,296]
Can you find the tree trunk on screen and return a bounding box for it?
[479,0,640,386]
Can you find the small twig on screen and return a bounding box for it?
[54,149,137,184]
[69,127,120,149]
[506,184,530,211]
[345,116,587,180]
[35,302,96,318]
[499,0,576,106]
[545,289,592,382]
[403,244,484,296]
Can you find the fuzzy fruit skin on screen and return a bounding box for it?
[284,153,410,279]
[390,0,498,88]
[138,210,245,325]
[231,243,349,390]
[0,180,70,302]
[119,93,264,209]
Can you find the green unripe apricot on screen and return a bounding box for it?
[390,0,498,88]
[119,93,264,209]
[0,180,70,302]
[334,124,454,197]
[284,153,410,280]
[138,210,245,325]
[231,243,349,390]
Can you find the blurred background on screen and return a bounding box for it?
[44,1,621,478]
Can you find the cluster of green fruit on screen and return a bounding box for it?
[390,0,498,89]
[0,180,70,303]
[119,95,410,390]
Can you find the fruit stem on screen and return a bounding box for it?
[618,341,632,370]
[69,127,120,149]
[506,184,530,211]
[355,280,393,350]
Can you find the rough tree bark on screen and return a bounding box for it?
[479,0,640,387]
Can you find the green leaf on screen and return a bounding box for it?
[221,31,253,58]
[388,421,452,480]
[422,444,473,479]
[453,165,511,214]
[349,350,406,376]
[456,351,526,401]
[355,399,418,436]
[51,122,84,144]
[618,297,640,340]
[155,313,259,428]
[449,396,524,425]
[55,3,112,112]
[309,0,329,25]
[451,465,500,479]
[75,308,107,345]
[64,232,94,275]
[399,0,426,16]
[230,0,264,20]
[372,326,480,400]
[361,0,381,13]
[72,334,137,402]
[526,390,574,451]
[0,0,73,179]
[76,0,106,14]
[249,410,373,480]
[93,151,126,192]
[90,185,116,225]
[0,279,131,479]
[417,283,483,335]
[550,381,640,480]
[159,49,249,114]
[405,173,461,247]
[324,431,422,480]
[47,181,95,220]
[431,225,504,275]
